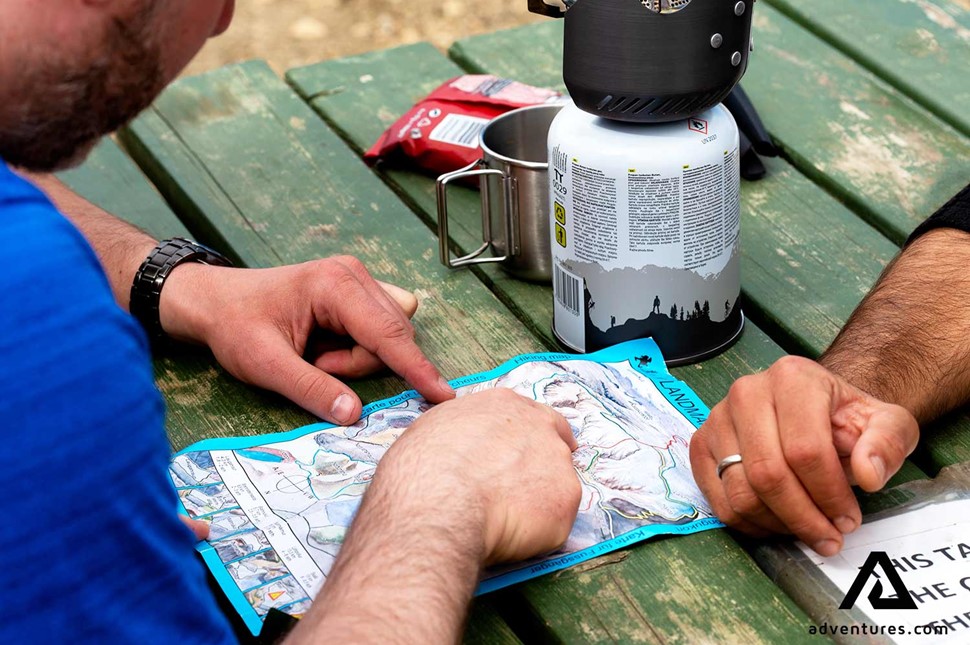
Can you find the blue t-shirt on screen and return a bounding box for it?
[0,162,235,643]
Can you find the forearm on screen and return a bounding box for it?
[288,467,486,644]
[19,171,156,310]
[821,228,970,423]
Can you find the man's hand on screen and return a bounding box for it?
[22,175,454,424]
[159,257,455,425]
[287,389,581,644]
[690,356,918,556]
[385,388,582,564]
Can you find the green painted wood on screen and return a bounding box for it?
[740,4,970,243]
[449,9,970,245]
[286,45,836,643]
[114,60,540,644]
[57,137,192,239]
[765,0,970,137]
[447,23,970,471]
[463,606,524,645]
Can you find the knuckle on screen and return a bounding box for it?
[689,430,708,460]
[293,369,332,403]
[335,255,372,281]
[333,254,364,271]
[784,439,828,473]
[727,375,760,407]
[743,458,788,497]
[769,355,815,382]
[235,337,268,375]
[725,483,765,517]
[492,388,526,406]
[376,316,411,342]
[329,267,361,295]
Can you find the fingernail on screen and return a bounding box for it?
[813,539,841,557]
[870,455,886,485]
[438,377,454,394]
[834,515,858,534]
[331,394,355,424]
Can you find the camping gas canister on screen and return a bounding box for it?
[548,100,744,365]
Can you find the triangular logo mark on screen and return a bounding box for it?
[839,551,917,610]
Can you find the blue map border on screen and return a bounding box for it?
[173,338,724,635]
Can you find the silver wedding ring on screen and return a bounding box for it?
[716,454,743,479]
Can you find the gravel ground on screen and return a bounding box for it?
[184,0,541,77]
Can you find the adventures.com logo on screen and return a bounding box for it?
[807,551,952,639]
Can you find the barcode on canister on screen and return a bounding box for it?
[428,114,489,149]
[554,264,581,317]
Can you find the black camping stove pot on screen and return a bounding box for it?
[529,0,755,123]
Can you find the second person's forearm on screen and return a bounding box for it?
[821,228,970,424]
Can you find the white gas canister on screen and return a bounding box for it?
[548,100,744,365]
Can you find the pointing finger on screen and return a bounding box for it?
[319,268,454,404]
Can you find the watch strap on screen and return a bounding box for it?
[130,237,233,342]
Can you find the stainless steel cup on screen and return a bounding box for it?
[436,103,564,283]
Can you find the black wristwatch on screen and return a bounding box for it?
[130,237,233,342]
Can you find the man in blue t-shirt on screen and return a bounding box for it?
[0,2,582,642]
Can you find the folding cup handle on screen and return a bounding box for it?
[436,161,513,269]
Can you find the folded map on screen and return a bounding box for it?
[169,338,723,635]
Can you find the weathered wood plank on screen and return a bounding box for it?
[287,46,831,643]
[117,61,535,644]
[744,4,970,242]
[765,0,970,137]
[57,137,192,239]
[449,9,970,245]
[446,22,970,471]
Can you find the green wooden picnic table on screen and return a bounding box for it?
[57,0,969,641]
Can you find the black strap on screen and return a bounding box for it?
[129,237,233,343]
[906,183,970,246]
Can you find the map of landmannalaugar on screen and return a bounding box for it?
[169,338,723,635]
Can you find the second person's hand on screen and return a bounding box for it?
[690,356,919,556]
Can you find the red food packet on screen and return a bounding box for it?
[364,75,561,177]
